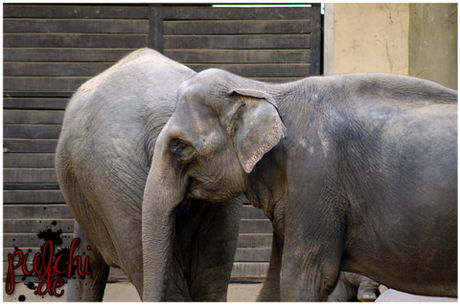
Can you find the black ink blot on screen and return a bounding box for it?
[18,295,26,302]
[25,282,36,290]
[37,229,63,246]
[51,221,57,226]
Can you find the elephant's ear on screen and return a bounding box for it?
[228,89,287,173]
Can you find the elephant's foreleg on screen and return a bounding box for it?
[256,231,283,301]
[66,222,110,302]
[161,240,193,302]
[186,198,242,301]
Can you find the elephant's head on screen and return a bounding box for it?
[142,69,286,301]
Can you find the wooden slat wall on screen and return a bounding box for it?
[3,3,150,284]
[162,6,313,83]
[3,4,320,284]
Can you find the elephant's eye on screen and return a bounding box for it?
[171,139,195,162]
[174,142,186,151]
[172,140,186,152]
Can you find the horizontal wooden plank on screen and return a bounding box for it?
[6,234,271,251]
[164,7,311,20]
[4,169,58,183]
[3,204,73,219]
[3,266,127,282]
[4,248,41,263]
[4,59,311,79]
[3,190,65,204]
[4,34,148,48]
[237,234,272,248]
[4,19,149,34]
[3,98,69,110]
[165,49,310,64]
[239,220,272,233]
[164,20,310,35]
[4,63,112,77]
[3,154,56,168]
[4,77,87,92]
[4,125,62,139]
[3,233,74,247]
[4,139,58,153]
[4,92,73,98]
[3,48,136,63]
[4,110,64,124]
[3,4,149,19]
[2,260,88,277]
[231,262,269,278]
[164,34,310,49]
[234,248,271,262]
[241,206,266,219]
[3,184,60,190]
[187,64,310,77]
[4,219,75,234]
[5,248,269,268]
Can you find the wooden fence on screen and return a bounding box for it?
[3,3,322,283]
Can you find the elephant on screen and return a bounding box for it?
[327,272,380,302]
[55,48,383,302]
[259,226,380,302]
[144,67,457,301]
[55,48,243,301]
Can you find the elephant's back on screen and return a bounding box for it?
[56,48,196,210]
[60,48,195,136]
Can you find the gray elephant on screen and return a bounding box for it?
[327,272,380,302]
[259,226,380,302]
[55,49,243,301]
[56,48,382,302]
[144,68,457,301]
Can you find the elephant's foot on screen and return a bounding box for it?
[357,279,380,302]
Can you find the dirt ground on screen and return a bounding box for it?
[4,282,457,302]
[3,282,263,302]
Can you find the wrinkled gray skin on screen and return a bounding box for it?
[146,68,457,301]
[55,49,242,301]
[258,231,380,302]
[56,48,375,302]
[327,272,380,302]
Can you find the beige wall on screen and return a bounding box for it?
[408,3,457,90]
[333,3,410,75]
[330,3,457,90]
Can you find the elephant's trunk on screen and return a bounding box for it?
[142,155,186,301]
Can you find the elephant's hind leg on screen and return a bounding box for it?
[256,231,283,301]
[66,222,110,302]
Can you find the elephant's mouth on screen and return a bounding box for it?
[187,179,232,203]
